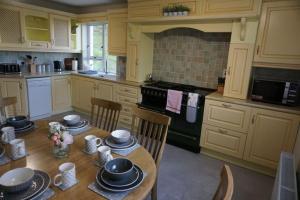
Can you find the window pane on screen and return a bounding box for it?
[89,59,105,72]
[93,25,103,57]
[107,55,117,74]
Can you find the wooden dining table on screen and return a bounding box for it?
[0,120,157,200]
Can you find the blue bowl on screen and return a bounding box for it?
[104,158,134,181]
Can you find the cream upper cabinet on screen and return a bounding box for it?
[52,76,71,113]
[95,81,115,101]
[126,42,139,82]
[244,108,300,169]
[0,5,24,48]
[50,14,71,49]
[108,11,127,56]
[1,79,27,116]
[200,0,262,17]
[223,43,254,100]
[254,1,300,66]
[128,0,161,19]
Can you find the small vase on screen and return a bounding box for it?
[173,12,178,16]
[164,12,169,16]
[183,11,188,16]
[53,144,70,159]
[178,11,183,16]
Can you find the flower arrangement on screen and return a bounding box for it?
[48,122,73,148]
[163,4,191,16]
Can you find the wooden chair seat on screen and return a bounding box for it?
[90,97,122,132]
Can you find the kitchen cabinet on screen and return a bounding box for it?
[22,9,50,49]
[126,42,139,82]
[254,0,300,66]
[95,81,115,101]
[52,76,71,113]
[223,43,254,100]
[200,0,261,17]
[0,5,24,48]
[108,10,127,56]
[0,79,27,116]
[244,108,300,169]
[200,124,247,159]
[50,14,71,49]
[128,0,161,19]
[71,19,81,52]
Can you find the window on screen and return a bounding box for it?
[86,23,117,74]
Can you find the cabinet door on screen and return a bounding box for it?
[50,15,71,49]
[126,42,139,82]
[0,5,24,47]
[200,124,247,159]
[96,81,114,101]
[254,1,300,66]
[108,12,127,56]
[1,79,26,116]
[244,108,300,169]
[201,0,261,16]
[52,76,71,113]
[128,0,161,19]
[78,78,96,112]
[71,77,80,108]
[223,43,254,99]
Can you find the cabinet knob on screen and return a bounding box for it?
[218,129,227,134]
[19,83,22,90]
[256,45,260,55]
[222,103,232,108]
[251,115,256,124]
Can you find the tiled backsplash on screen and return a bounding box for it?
[152,28,231,89]
[0,51,81,71]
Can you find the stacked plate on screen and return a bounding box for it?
[5,116,35,134]
[61,114,89,131]
[95,158,144,192]
[0,168,51,200]
[104,130,137,150]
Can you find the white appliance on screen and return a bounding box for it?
[272,152,298,200]
[27,77,52,120]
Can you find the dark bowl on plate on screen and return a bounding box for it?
[104,158,134,181]
[6,116,28,128]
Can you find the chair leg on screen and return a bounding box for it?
[151,180,158,200]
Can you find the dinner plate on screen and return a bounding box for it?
[62,120,88,130]
[100,165,139,187]
[96,165,144,192]
[4,170,45,200]
[104,136,136,149]
[30,170,51,200]
[15,122,35,133]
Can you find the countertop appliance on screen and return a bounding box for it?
[53,61,63,72]
[0,63,21,74]
[64,58,73,71]
[27,77,52,120]
[138,81,215,153]
[251,78,300,106]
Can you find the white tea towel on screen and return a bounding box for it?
[187,93,199,108]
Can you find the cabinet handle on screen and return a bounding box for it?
[19,83,22,90]
[227,67,231,76]
[256,45,260,55]
[218,129,227,134]
[222,103,232,108]
[251,115,256,124]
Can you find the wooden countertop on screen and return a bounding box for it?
[206,92,300,115]
[0,120,156,200]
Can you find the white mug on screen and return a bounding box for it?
[1,126,15,143]
[9,139,26,159]
[85,135,102,154]
[54,162,76,187]
[97,146,113,165]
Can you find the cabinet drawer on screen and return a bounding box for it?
[121,104,133,116]
[200,124,247,158]
[119,115,132,125]
[118,85,139,96]
[203,99,251,133]
[118,95,138,104]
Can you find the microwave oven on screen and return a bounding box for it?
[251,79,300,106]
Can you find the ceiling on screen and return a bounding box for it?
[48,0,127,7]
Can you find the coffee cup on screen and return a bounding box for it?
[97,146,113,165]
[1,126,15,143]
[9,139,26,159]
[54,162,76,187]
[85,135,102,154]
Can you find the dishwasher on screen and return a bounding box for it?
[27,77,52,120]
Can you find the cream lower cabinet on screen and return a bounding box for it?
[201,99,300,170]
[95,81,115,101]
[0,78,27,116]
[52,76,71,113]
[244,108,300,169]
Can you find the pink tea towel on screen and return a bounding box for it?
[166,89,183,114]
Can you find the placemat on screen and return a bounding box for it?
[9,152,29,161]
[111,144,141,156]
[57,179,79,191]
[0,156,11,166]
[69,125,91,136]
[32,188,55,200]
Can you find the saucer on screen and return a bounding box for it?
[105,136,136,149]
[62,120,88,130]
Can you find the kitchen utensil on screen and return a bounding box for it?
[63,115,81,126]
[104,158,134,181]
[9,139,26,160]
[111,130,131,144]
[54,162,77,188]
[1,126,15,143]
[6,116,28,128]
[0,168,34,192]
[84,135,102,154]
[97,146,113,166]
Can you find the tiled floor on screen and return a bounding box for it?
[49,112,275,200]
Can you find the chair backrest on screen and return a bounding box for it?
[0,97,17,118]
[213,165,234,200]
[90,97,122,132]
[131,107,171,167]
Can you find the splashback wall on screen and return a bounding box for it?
[152,28,231,89]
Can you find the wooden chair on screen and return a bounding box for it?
[90,97,122,132]
[130,106,171,200]
[213,165,234,200]
[0,97,17,119]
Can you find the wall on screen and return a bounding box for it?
[152,28,231,89]
[0,51,81,71]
